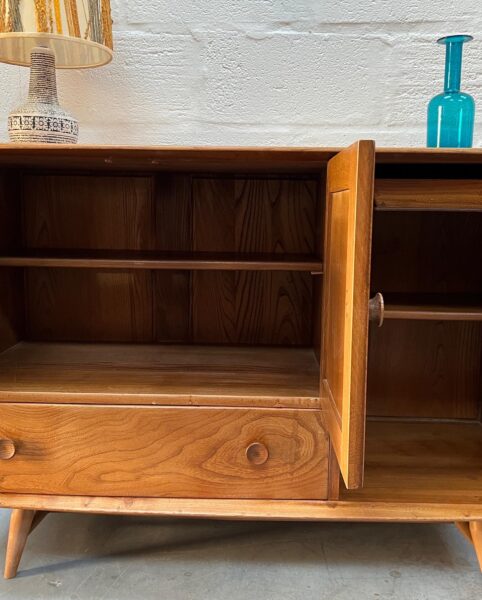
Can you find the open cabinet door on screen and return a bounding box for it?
[321,140,375,490]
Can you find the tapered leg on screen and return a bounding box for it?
[455,521,473,543]
[469,521,482,572]
[4,509,36,579]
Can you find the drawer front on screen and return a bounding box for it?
[0,404,329,500]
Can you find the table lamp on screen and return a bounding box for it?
[0,1,113,143]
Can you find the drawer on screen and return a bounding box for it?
[0,404,329,500]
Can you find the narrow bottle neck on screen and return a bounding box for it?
[444,42,463,93]
[27,47,59,105]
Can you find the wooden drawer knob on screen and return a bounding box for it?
[0,439,16,460]
[246,442,269,465]
[369,292,385,327]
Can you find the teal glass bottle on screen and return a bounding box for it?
[427,35,475,148]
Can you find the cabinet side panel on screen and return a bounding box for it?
[0,169,23,352]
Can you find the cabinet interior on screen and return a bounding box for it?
[0,158,481,504]
[0,167,324,407]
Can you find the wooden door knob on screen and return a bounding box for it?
[0,439,16,460]
[369,293,385,327]
[246,442,269,465]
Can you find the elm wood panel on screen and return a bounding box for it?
[367,320,481,419]
[320,141,375,490]
[0,404,330,500]
[192,271,313,345]
[153,175,192,341]
[0,250,324,271]
[375,179,482,211]
[25,269,153,342]
[1,494,481,522]
[193,178,318,254]
[154,272,191,342]
[0,145,340,172]
[341,421,482,504]
[22,175,155,250]
[154,174,192,251]
[0,343,320,407]
[371,212,482,296]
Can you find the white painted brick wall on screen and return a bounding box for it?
[1,1,481,147]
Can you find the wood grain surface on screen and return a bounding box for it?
[0,404,329,499]
[0,342,320,408]
[342,421,482,504]
[320,140,375,490]
[367,320,481,419]
[192,177,318,345]
[375,179,482,211]
[0,494,480,522]
[25,269,153,342]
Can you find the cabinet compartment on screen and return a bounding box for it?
[341,420,482,504]
[0,168,324,407]
[368,210,482,420]
[0,171,322,347]
[0,404,330,499]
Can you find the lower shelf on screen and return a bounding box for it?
[0,342,320,409]
[342,420,482,505]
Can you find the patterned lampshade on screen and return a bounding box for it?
[0,0,113,68]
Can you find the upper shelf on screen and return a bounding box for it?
[375,179,482,211]
[0,144,482,172]
[0,250,324,272]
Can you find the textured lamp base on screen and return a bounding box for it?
[8,46,78,144]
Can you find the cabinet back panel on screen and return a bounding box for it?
[16,172,319,346]
[367,320,481,420]
[25,269,154,343]
[371,212,482,295]
[192,178,317,254]
[192,271,313,345]
[22,175,156,250]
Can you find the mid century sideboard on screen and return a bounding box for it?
[0,142,480,577]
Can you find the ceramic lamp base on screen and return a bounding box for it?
[8,46,78,144]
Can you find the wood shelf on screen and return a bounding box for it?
[375,179,482,211]
[385,304,482,321]
[0,342,320,408]
[341,420,482,504]
[381,294,482,322]
[0,250,323,272]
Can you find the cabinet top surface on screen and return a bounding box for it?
[0,144,481,171]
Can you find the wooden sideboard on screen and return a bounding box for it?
[0,142,481,577]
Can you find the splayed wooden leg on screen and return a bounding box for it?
[469,521,482,572]
[4,509,36,579]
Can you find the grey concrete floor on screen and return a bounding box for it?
[0,510,480,599]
